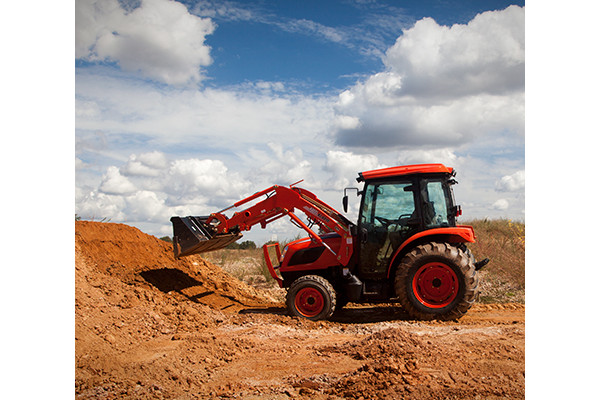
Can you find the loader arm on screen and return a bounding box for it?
[171,184,355,266]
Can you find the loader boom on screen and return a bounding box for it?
[171,184,355,265]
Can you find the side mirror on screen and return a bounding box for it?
[342,187,360,213]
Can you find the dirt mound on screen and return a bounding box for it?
[75,221,280,398]
[320,326,524,399]
[76,221,278,310]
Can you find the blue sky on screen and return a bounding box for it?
[75,0,525,244]
[196,0,523,91]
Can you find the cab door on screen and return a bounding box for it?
[357,181,419,279]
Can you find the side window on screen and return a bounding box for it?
[424,180,450,227]
[361,183,415,226]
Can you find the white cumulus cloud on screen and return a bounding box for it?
[76,191,127,221]
[384,5,524,97]
[492,198,509,211]
[75,71,334,147]
[76,0,215,85]
[122,151,168,177]
[77,152,253,228]
[165,158,250,205]
[396,148,459,166]
[126,190,166,221]
[332,5,524,149]
[324,151,385,189]
[99,166,137,194]
[496,170,525,192]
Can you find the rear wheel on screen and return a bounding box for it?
[286,275,336,321]
[395,242,479,320]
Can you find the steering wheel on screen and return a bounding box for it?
[375,214,413,227]
[374,216,394,226]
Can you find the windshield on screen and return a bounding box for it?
[361,182,415,226]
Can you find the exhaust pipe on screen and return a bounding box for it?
[474,258,490,271]
[170,216,242,258]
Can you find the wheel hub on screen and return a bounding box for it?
[412,262,459,308]
[295,287,324,317]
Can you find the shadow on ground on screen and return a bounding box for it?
[331,305,410,323]
[239,304,411,324]
[140,268,218,303]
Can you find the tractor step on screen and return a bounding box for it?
[170,216,242,258]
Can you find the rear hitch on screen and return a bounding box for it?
[474,258,490,271]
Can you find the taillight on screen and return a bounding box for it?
[455,205,462,217]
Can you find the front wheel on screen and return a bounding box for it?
[395,242,479,320]
[286,275,336,321]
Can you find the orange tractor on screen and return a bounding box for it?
[171,163,488,321]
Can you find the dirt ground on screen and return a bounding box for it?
[75,221,524,399]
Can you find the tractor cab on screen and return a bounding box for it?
[351,164,461,280]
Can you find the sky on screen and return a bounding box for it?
[75,0,526,245]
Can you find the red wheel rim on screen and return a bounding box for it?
[294,287,325,317]
[412,262,459,308]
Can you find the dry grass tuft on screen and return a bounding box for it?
[465,219,525,303]
[202,248,285,302]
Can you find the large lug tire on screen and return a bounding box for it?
[395,242,479,321]
[286,275,337,321]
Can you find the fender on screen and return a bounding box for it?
[386,225,476,278]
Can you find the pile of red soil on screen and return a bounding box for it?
[322,327,524,399]
[75,221,279,398]
[76,221,277,311]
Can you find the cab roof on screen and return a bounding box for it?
[357,163,454,182]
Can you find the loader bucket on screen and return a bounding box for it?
[170,216,242,258]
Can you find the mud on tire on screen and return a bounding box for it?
[395,242,479,321]
[286,275,336,321]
